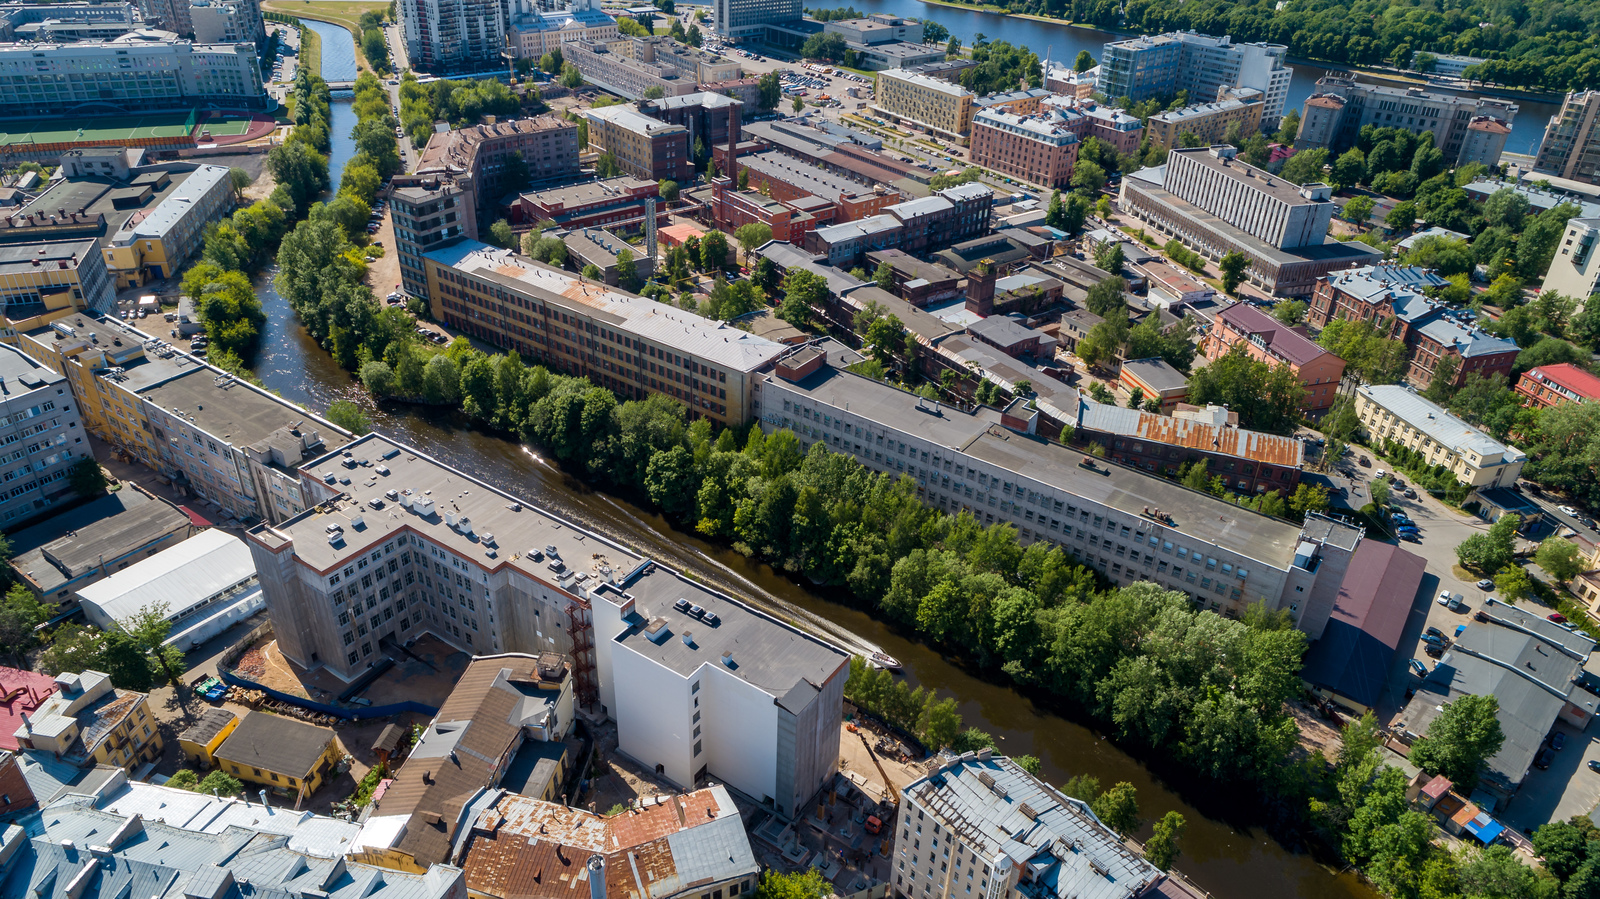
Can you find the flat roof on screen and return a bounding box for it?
[1079,398,1303,466]
[33,498,191,580]
[1118,357,1189,392]
[140,366,317,447]
[430,240,785,372]
[0,239,101,279]
[880,68,974,97]
[520,177,656,208]
[76,529,254,624]
[585,104,689,137]
[111,164,228,245]
[740,151,883,203]
[22,312,208,393]
[611,560,848,699]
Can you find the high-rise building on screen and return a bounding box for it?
[0,32,267,117]
[0,343,86,528]
[188,0,265,46]
[397,0,505,73]
[1543,216,1600,299]
[1534,91,1600,186]
[1294,76,1517,167]
[713,0,799,40]
[390,173,477,304]
[0,2,147,43]
[1099,32,1293,129]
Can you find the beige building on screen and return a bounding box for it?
[1353,384,1525,488]
[874,68,975,143]
[583,103,692,182]
[12,669,163,769]
[1146,88,1263,150]
[1542,216,1600,300]
[564,35,740,101]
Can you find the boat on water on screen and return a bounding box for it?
[869,652,902,672]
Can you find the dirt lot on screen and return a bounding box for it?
[226,634,469,708]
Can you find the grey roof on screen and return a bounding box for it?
[887,195,951,219]
[665,814,758,887]
[755,240,865,297]
[214,710,334,777]
[967,315,1051,350]
[905,755,1163,899]
[2,797,463,899]
[110,164,228,245]
[18,497,191,589]
[1357,385,1524,462]
[611,561,849,699]
[1400,598,1597,791]
[10,750,120,805]
[139,366,329,448]
[840,285,959,343]
[1414,316,1519,359]
[1118,357,1188,392]
[1463,178,1600,218]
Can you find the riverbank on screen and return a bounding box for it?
[262,0,385,74]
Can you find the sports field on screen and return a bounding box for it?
[0,111,194,147]
[198,113,254,136]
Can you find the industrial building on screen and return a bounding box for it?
[75,529,262,648]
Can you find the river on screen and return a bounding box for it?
[826,0,1558,157]
[265,18,1378,899]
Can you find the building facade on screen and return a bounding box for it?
[737,150,901,224]
[0,238,116,318]
[1534,91,1600,186]
[188,0,265,46]
[13,670,162,769]
[969,106,1080,188]
[873,69,975,142]
[0,34,267,116]
[414,115,581,207]
[1100,32,1292,128]
[565,35,741,101]
[1294,76,1517,167]
[805,182,991,265]
[424,239,783,425]
[390,173,478,305]
[506,0,616,59]
[1202,302,1347,414]
[1542,216,1600,300]
[713,0,800,39]
[1515,362,1600,410]
[0,343,86,527]
[102,163,233,287]
[584,103,692,182]
[1146,89,1263,150]
[515,176,663,231]
[1354,384,1525,487]
[757,347,1364,635]
[397,0,504,73]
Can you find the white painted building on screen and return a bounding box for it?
[1543,216,1600,300]
[0,343,85,527]
[1162,145,1334,249]
[75,528,263,648]
[0,31,268,116]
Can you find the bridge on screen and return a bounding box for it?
[327,81,355,91]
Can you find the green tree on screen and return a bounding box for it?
[1144,811,1186,870]
[1410,693,1505,786]
[793,97,805,114]
[735,223,772,257]
[700,230,730,271]
[754,870,831,899]
[658,179,680,202]
[1494,564,1534,602]
[1456,514,1519,574]
[1536,537,1585,584]
[1093,241,1125,273]
[326,400,371,433]
[1421,354,1459,404]
[874,260,895,290]
[1385,200,1417,231]
[1342,195,1375,225]
[1061,774,1101,802]
[582,263,602,279]
[643,85,665,99]
[0,584,49,663]
[122,602,187,687]
[1090,782,1140,835]
[1279,148,1328,185]
[561,63,583,87]
[1013,755,1042,775]
[196,770,245,797]
[1071,160,1107,194]
[615,248,639,291]
[490,219,516,250]
[780,269,826,329]
[757,71,781,109]
[37,623,106,677]
[67,457,107,498]
[1271,300,1307,325]
[1084,277,1126,317]
[1275,109,1300,145]
[1074,50,1094,72]
[1219,251,1248,295]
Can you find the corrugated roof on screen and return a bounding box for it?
[1357,385,1523,461]
[1078,399,1304,467]
[75,529,254,625]
[1214,302,1336,368]
[1301,541,1426,708]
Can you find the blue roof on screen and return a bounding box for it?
[1464,812,1505,844]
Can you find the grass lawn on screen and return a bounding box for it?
[264,0,388,73]
[297,17,322,79]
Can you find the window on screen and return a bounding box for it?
[694,740,703,756]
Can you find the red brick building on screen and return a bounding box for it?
[1516,362,1600,409]
[708,175,817,244]
[736,151,899,223]
[515,177,665,231]
[969,107,1081,188]
[1203,303,1347,415]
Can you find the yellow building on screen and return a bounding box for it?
[178,707,239,768]
[0,239,117,319]
[12,670,164,770]
[1353,384,1526,488]
[214,711,341,798]
[1146,88,1265,151]
[874,69,975,143]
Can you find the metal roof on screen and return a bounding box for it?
[1357,385,1523,461]
[110,164,228,245]
[76,529,254,626]
[1300,541,1427,709]
[213,710,335,780]
[1077,398,1304,467]
[1213,302,1335,368]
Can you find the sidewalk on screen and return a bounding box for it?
[86,433,241,534]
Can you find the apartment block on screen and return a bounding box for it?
[0,34,267,117]
[738,150,901,224]
[7,311,351,523]
[1119,146,1381,295]
[874,69,975,142]
[1535,91,1600,186]
[1201,302,1346,415]
[188,0,265,46]
[1146,88,1264,150]
[1101,32,1292,128]
[0,2,146,43]
[506,0,617,60]
[1309,265,1520,389]
[0,238,116,317]
[566,35,741,101]
[101,164,233,288]
[584,104,692,182]
[398,0,505,73]
[1542,216,1600,299]
[0,343,85,527]
[1353,384,1525,487]
[713,0,799,39]
[805,182,991,265]
[390,173,477,305]
[424,239,784,425]
[14,669,162,769]
[1516,363,1600,410]
[758,347,1363,634]
[246,433,846,817]
[969,106,1080,188]
[1295,76,1517,166]
[416,115,580,206]
[515,176,664,231]
[894,754,1181,899]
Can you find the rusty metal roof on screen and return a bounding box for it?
[1078,399,1304,467]
[458,786,756,899]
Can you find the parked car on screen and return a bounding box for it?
[1536,747,1555,770]
[1421,633,1447,647]
[1448,594,1467,612]
[1426,626,1446,640]
[1551,732,1568,751]
[1437,590,1453,606]
[1404,488,1417,498]
[1588,759,1600,773]
[1477,579,1495,590]
[1561,505,1580,516]
[1550,612,1570,624]
[1409,659,1429,677]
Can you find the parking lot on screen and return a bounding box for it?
[1502,720,1600,836]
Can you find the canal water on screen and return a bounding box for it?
[258,16,1379,899]
[831,0,1558,156]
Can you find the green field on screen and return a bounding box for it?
[0,111,194,146]
[198,114,254,136]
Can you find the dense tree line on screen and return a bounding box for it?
[1043,0,1600,92]
[398,72,522,148]
[358,10,389,71]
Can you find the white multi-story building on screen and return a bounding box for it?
[0,343,85,527]
[397,0,505,73]
[1545,216,1600,300]
[0,31,268,117]
[188,0,264,47]
[714,0,799,40]
[246,432,849,818]
[1162,145,1334,249]
[755,347,1364,638]
[894,754,1180,899]
[1099,31,1293,129]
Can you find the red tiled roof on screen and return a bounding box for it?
[1528,363,1600,401]
[1216,302,1338,368]
[0,668,58,751]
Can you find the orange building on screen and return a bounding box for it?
[1202,303,1347,415]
